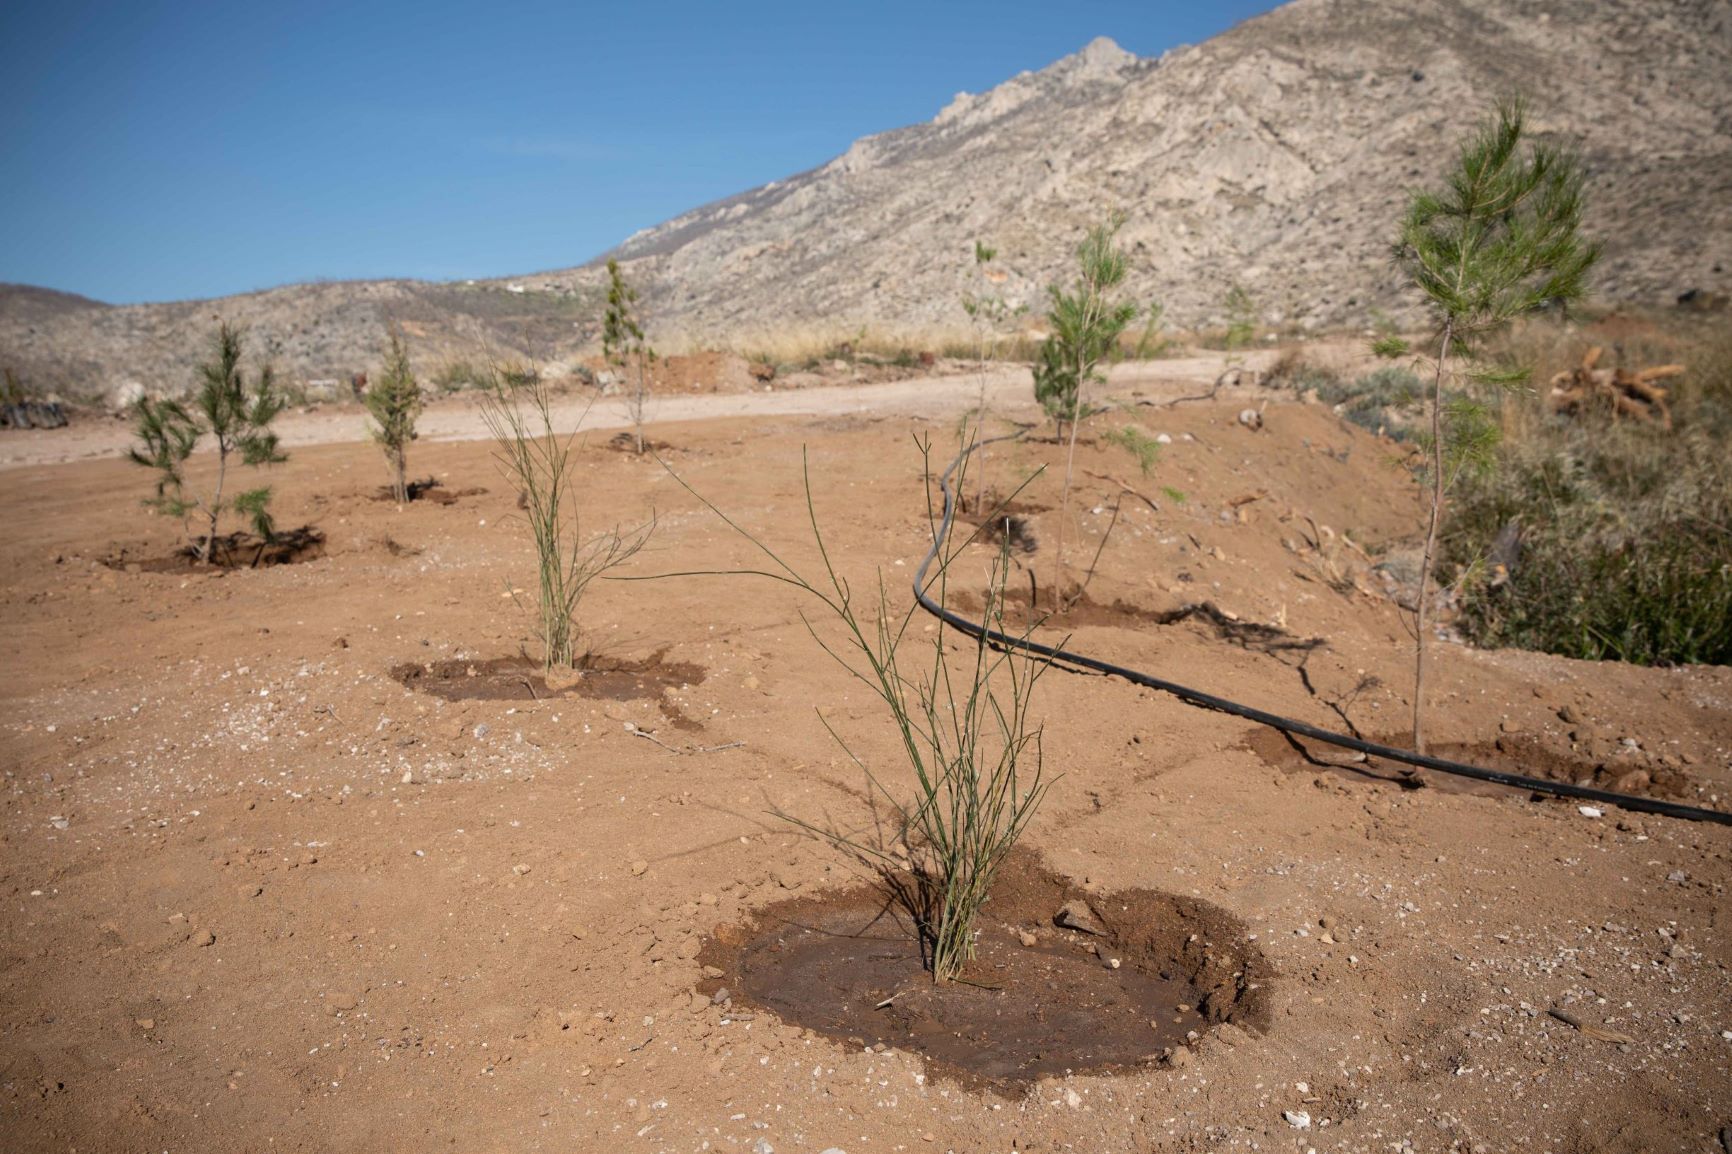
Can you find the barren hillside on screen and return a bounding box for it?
[4,0,1727,400]
[580,0,1730,339]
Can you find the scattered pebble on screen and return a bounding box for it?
[1578,806,1603,818]
[1284,1110,1312,1129]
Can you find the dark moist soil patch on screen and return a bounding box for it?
[104,527,326,573]
[371,479,488,505]
[390,650,706,718]
[1243,725,1695,803]
[701,851,1269,1091]
[602,431,675,454]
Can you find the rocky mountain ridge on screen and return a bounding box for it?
[3,0,1727,401]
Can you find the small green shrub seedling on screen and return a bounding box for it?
[602,259,656,454]
[479,370,652,670]
[1103,425,1162,477]
[1222,285,1256,352]
[1390,98,1598,752]
[365,326,423,503]
[128,322,287,564]
[1032,215,1139,608]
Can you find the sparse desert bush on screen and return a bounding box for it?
[1222,285,1256,351]
[432,359,494,393]
[1264,346,1341,395]
[1387,99,1598,752]
[1126,298,1170,359]
[1103,425,1163,476]
[128,322,287,563]
[603,259,655,454]
[479,372,652,669]
[365,326,422,502]
[1315,366,1425,436]
[730,324,1035,374]
[660,447,1052,983]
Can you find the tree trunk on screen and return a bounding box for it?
[1054,391,1083,610]
[393,447,408,504]
[201,442,229,565]
[1413,323,1453,754]
[634,350,647,455]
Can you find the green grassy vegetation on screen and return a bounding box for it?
[1443,315,1732,666]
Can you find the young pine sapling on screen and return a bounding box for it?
[129,322,286,564]
[602,259,656,454]
[1389,99,1598,752]
[365,326,423,503]
[1031,216,1138,609]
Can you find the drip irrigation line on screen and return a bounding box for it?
[913,436,1732,827]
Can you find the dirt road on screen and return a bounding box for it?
[0,353,1269,469]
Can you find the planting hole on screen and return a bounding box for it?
[104,527,326,572]
[370,479,488,505]
[390,650,706,714]
[1243,726,1696,802]
[702,852,1269,1090]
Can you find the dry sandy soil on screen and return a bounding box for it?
[2,355,1729,1154]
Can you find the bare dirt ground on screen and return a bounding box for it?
[2,353,1729,1154]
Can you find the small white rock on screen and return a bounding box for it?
[1578,806,1603,818]
[1284,1109,1312,1129]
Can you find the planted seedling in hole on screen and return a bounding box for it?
[960,240,1025,505]
[128,322,286,564]
[1222,284,1256,353]
[479,368,652,671]
[647,442,1054,983]
[1104,425,1163,477]
[1032,215,1138,609]
[1388,98,1598,752]
[365,326,423,503]
[603,259,656,454]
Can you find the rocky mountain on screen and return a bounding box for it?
[581,0,1730,340]
[4,0,1728,402]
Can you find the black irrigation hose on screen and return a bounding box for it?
[913,437,1732,827]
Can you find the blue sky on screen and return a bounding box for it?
[0,1,1277,304]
